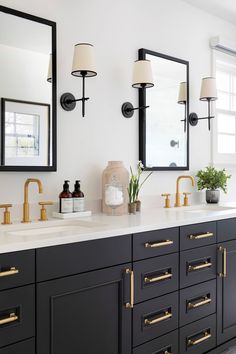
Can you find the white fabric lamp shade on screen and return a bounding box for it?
[132,60,154,88]
[47,54,52,83]
[71,43,97,77]
[178,82,187,104]
[200,77,217,101]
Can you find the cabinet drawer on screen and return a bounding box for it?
[180,222,216,250]
[0,250,35,290]
[134,253,178,303]
[180,245,217,288]
[180,279,216,326]
[218,218,236,243]
[37,235,131,281]
[0,285,35,348]
[133,228,179,261]
[180,314,216,354]
[133,330,178,354]
[133,292,178,347]
[0,339,35,354]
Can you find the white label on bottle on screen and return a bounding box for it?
[73,198,85,212]
[61,198,73,213]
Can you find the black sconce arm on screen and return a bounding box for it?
[60,73,90,117]
[122,102,149,118]
[189,99,215,131]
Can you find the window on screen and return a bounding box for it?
[5,112,40,158]
[212,50,236,165]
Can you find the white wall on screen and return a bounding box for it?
[1,0,236,218]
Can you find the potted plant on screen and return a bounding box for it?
[128,161,152,213]
[196,166,231,204]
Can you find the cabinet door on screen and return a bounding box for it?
[217,240,236,345]
[37,264,132,354]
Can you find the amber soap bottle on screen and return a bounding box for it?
[72,180,85,212]
[59,180,73,213]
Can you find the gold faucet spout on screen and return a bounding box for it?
[22,178,43,223]
[175,175,195,207]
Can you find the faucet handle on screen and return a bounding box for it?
[183,192,191,207]
[38,201,53,221]
[0,204,12,225]
[161,194,171,208]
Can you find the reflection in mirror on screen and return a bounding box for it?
[139,49,189,171]
[0,6,56,171]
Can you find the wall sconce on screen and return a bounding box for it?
[178,81,187,132]
[47,54,52,83]
[60,43,97,117]
[122,59,154,118]
[189,77,217,130]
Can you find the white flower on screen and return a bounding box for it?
[137,161,144,169]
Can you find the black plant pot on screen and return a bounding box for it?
[206,190,220,204]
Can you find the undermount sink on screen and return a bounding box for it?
[181,205,236,213]
[6,220,105,237]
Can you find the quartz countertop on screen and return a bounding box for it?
[1,203,236,254]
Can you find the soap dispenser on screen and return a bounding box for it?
[72,180,85,212]
[59,180,73,213]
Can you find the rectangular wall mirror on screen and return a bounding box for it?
[139,49,189,171]
[0,6,56,171]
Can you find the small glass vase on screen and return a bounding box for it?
[128,202,136,214]
[135,200,141,212]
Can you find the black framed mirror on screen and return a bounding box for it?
[139,49,189,171]
[0,6,56,171]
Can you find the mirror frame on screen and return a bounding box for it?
[0,5,57,171]
[138,48,189,171]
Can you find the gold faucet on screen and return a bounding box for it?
[175,175,195,207]
[22,178,43,223]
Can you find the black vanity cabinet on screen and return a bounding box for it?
[36,236,132,354]
[3,218,236,354]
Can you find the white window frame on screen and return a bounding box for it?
[211,49,236,167]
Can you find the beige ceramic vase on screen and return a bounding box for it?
[102,161,129,215]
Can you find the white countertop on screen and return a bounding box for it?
[1,203,236,254]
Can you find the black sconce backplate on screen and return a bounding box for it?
[122,102,134,118]
[60,93,76,111]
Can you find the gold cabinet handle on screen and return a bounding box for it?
[189,232,214,240]
[144,311,172,326]
[188,261,212,272]
[0,267,19,277]
[188,331,211,347]
[188,296,211,309]
[0,313,18,325]
[144,271,172,284]
[145,240,173,248]
[125,269,134,309]
[218,246,227,278]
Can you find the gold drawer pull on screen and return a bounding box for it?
[125,269,134,309]
[144,311,172,326]
[144,272,172,284]
[0,313,18,325]
[218,247,227,278]
[188,261,212,272]
[189,232,214,240]
[0,267,19,277]
[145,240,173,248]
[188,331,211,347]
[188,296,211,309]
